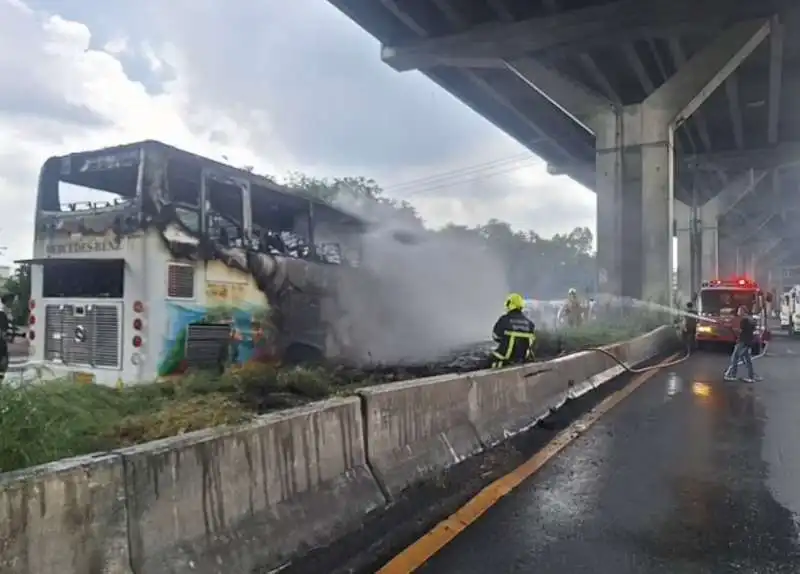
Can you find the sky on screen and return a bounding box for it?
[0,0,597,265]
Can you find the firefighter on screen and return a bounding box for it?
[563,288,584,327]
[491,293,536,369]
[683,301,698,353]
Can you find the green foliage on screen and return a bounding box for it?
[277,367,331,399]
[2,264,30,325]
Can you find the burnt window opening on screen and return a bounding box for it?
[250,187,313,259]
[164,160,247,246]
[174,204,202,234]
[42,260,125,299]
[166,160,202,215]
[317,243,343,264]
[38,149,141,213]
[206,178,246,248]
[167,263,195,299]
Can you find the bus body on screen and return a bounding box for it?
[695,277,769,352]
[25,140,367,386]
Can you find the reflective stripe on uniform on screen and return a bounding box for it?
[493,331,536,360]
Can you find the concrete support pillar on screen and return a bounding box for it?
[753,236,782,286]
[590,19,770,303]
[699,197,720,279]
[674,196,720,299]
[674,200,692,299]
[736,247,756,277]
[718,221,736,278]
[593,108,673,301]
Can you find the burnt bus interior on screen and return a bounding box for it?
[37,140,366,265]
[34,141,368,370]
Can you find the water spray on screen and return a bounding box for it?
[534,293,771,376]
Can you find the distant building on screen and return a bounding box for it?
[0,266,11,282]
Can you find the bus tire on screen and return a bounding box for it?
[283,342,324,366]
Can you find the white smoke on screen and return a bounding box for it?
[330,187,510,365]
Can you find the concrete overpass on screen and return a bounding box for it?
[328,0,800,299]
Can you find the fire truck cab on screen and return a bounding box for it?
[695,277,771,353]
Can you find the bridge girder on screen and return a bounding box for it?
[381,0,789,71]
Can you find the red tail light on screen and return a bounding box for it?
[28,299,35,310]
[28,315,35,326]
[133,318,143,330]
[132,336,142,348]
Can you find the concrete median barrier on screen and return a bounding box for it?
[625,325,678,365]
[0,326,678,573]
[466,364,568,447]
[120,396,384,574]
[358,373,484,499]
[359,326,680,498]
[0,454,131,574]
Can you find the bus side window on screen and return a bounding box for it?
[204,175,246,247]
[175,206,201,234]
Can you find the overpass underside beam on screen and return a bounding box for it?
[591,19,771,302]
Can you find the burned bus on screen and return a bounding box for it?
[24,140,367,386]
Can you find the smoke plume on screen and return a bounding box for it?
[330,188,509,365]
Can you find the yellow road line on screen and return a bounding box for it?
[376,353,681,574]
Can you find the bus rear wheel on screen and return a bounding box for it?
[283,342,325,366]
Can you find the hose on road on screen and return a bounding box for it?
[575,324,771,376]
[578,345,691,374]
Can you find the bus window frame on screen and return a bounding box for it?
[201,168,252,245]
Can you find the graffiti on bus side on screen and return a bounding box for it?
[157,301,274,377]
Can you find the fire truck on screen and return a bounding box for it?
[695,277,771,353]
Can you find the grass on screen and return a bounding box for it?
[0,315,667,474]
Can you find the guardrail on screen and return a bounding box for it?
[0,325,678,574]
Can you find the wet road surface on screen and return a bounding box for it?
[417,333,800,574]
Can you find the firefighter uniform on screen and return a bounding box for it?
[563,288,584,328]
[491,293,536,369]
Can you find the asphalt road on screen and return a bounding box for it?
[417,332,800,574]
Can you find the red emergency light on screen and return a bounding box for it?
[703,277,759,289]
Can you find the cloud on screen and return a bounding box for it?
[0,0,596,265]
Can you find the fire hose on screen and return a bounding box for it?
[524,318,770,378]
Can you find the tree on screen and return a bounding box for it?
[284,173,423,227]
[281,171,596,300]
[3,264,30,325]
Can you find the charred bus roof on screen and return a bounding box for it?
[38,139,367,229]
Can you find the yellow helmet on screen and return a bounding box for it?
[505,293,525,312]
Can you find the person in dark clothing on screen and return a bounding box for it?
[491,293,536,369]
[683,301,698,353]
[0,295,11,378]
[724,305,759,383]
